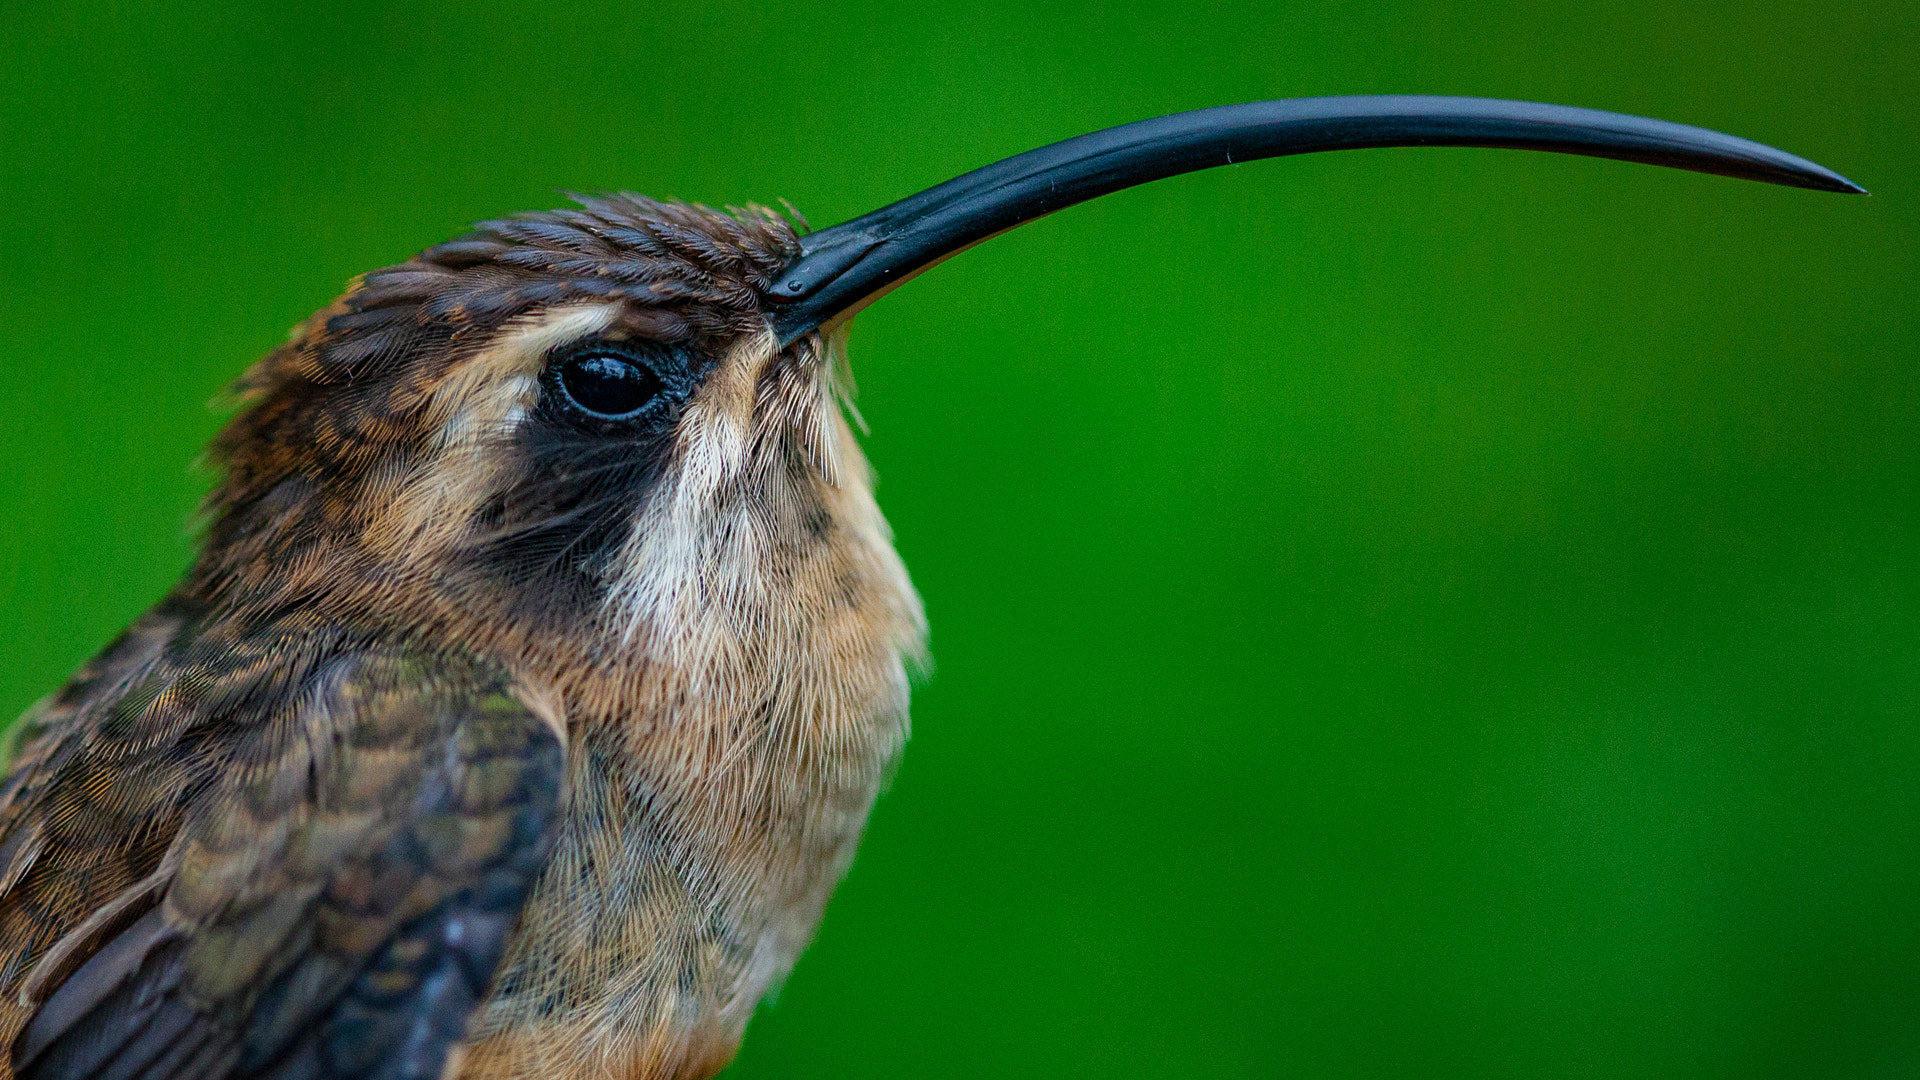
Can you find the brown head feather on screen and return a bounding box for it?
[190,195,809,637]
[206,194,798,544]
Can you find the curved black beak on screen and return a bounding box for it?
[766,95,1862,346]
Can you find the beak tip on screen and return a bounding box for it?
[1794,164,1867,195]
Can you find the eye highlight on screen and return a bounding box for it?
[553,351,667,419]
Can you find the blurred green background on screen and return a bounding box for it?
[3,1,1916,1076]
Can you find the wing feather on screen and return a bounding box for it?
[3,617,562,1080]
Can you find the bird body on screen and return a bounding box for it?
[0,97,1856,1080]
[0,201,923,1080]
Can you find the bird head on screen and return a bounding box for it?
[192,193,925,701]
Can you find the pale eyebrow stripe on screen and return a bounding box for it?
[367,302,624,562]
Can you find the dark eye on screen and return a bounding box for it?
[556,353,665,418]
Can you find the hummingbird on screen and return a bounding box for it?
[0,98,1860,1080]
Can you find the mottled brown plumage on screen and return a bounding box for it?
[0,194,925,1080]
